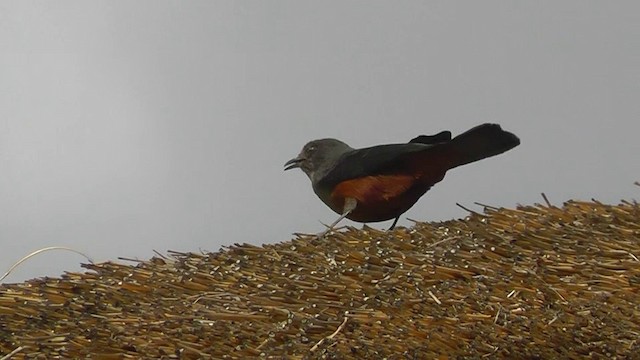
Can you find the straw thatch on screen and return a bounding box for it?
[1,200,639,359]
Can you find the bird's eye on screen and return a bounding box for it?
[307,146,316,153]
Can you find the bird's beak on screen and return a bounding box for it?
[284,157,303,171]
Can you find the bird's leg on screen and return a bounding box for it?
[328,197,357,229]
[318,197,357,238]
[388,216,399,231]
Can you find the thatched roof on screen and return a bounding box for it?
[1,200,639,359]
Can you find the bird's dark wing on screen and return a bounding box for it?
[409,131,452,145]
[319,124,519,188]
[316,142,445,188]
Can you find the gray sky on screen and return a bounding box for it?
[1,1,638,282]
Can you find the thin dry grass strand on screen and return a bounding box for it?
[474,202,500,211]
[152,249,170,259]
[426,237,456,249]
[0,346,26,360]
[455,202,484,216]
[427,290,442,305]
[310,317,349,352]
[0,247,94,283]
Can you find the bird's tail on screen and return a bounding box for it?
[446,123,520,169]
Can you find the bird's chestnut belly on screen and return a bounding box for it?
[327,174,440,223]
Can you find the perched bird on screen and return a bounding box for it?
[285,123,520,230]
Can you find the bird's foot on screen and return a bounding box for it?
[315,222,347,239]
[293,225,346,240]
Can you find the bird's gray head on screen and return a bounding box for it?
[284,138,353,182]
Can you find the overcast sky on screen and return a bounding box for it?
[1,1,638,282]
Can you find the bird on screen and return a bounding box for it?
[284,123,520,231]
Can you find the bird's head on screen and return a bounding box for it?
[284,138,353,182]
